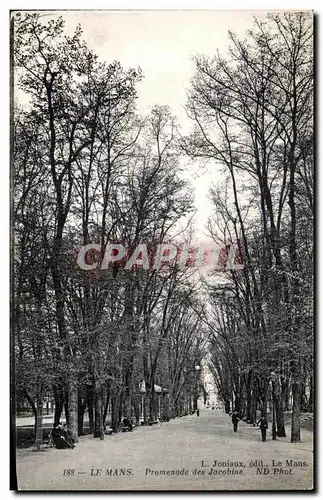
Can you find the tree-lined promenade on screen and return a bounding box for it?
[13,11,313,452]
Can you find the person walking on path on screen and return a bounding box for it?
[231,410,240,432]
[196,409,200,417]
[257,416,268,442]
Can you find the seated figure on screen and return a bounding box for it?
[63,424,75,448]
[122,417,133,432]
[52,423,74,449]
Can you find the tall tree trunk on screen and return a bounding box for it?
[87,384,94,434]
[261,392,268,418]
[103,386,110,425]
[53,384,64,425]
[291,381,301,442]
[168,393,175,418]
[150,388,156,420]
[123,369,132,420]
[23,388,37,425]
[133,399,140,426]
[250,395,257,425]
[300,383,307,411]
[78,388,86,436]
[234,391,241,413]
[111,390,121,432]
[94,383,104,439]
[308,376,313,413]
[64,390,69,426]
[35,395,43,451]
[68,378,78,443]
[246,388,252,422]
[144,391,150,424]
[162,392,170,421]
[275,385,286,437]
[78,404,85,436]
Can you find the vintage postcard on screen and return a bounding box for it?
[11,9,314,491]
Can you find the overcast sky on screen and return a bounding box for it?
[59,11,260,115]
[18,10,269,239]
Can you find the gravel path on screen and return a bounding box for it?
[16,410,313,491]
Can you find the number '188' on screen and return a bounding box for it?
[63,469,75,476]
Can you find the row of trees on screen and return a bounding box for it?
[181,12,313,442]
[13,13,206,447]
[13,11,313,447]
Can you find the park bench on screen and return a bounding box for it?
[148,419,158,426]
[121,424,135,432]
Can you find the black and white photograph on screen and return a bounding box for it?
[11,9,314,491]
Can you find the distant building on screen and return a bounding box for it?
[200,367,219,409]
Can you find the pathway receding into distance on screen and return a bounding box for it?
[16,410,313,491]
